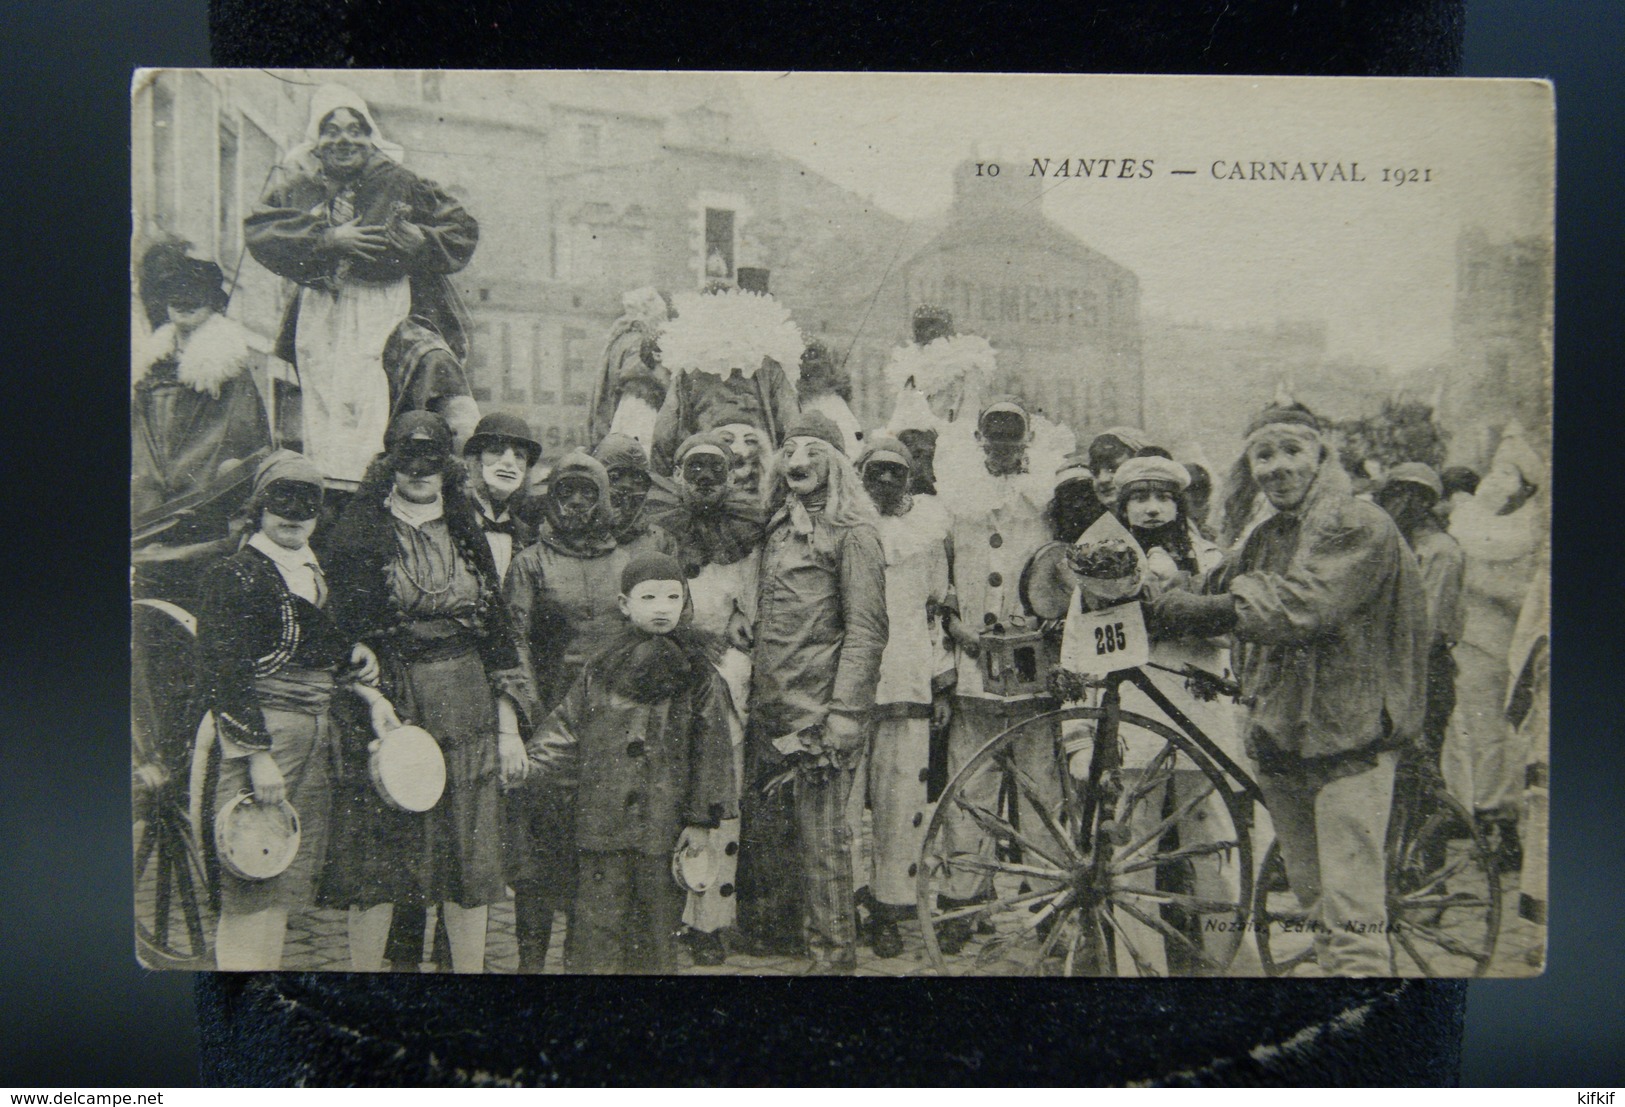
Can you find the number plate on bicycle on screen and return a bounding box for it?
[1060,598,1149,675]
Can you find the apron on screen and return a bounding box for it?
[294,275,411,482]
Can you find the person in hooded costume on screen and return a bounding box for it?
[317,411,531,974]
[647,287,803,477]
[735,412,887,973]
[591,433,677,559]
[1151,403,1428,976]
[640,429,767,963]
[245,85,480,484]
[500,450,638,971]
[1442,423,1545,872]
[932,397,1072,954]
[589,287,672,450]
[847,436,953,959]
[132,242,272,562]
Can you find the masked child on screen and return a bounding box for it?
[523,553,738,973]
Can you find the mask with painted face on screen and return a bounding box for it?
[714,422,767,496]
[781,436,833,501]
[862,459,910,515]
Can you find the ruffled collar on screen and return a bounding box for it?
[132,314,256,397]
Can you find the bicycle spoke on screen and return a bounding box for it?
[1397,853,1473,900]
[1112,896,1220,972]
[952,795,1071,870]
[1115,886,1244,917]
[166,818,206,957]
[1029,903,1080,973]
[1121,742,1180,812]
[1115,780,1217,867]
[1100,902,1160,977]
[1113,838,1241,877]
[942,855,1072,883]
[1394,918,1492,964]
[1397,893,1492,912]
[1392,924,1438,977]
[1007,763,1088,865]
[930,885,1070,924]
[133,817,158,884]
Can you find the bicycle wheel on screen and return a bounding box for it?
[132,599,215,968]
[1388,780,1501,977]
[916,705,1255,976]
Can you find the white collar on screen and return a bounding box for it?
[388,487,445,528]
[248,530,321,574]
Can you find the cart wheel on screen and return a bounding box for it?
[1253,777,1501,977]
[132,599,214,968]
[917,706,1255,976]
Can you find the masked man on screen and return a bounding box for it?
[591,433,676,559]
[714,422,770,499]
[1151,404,1428,975]
[935,397,1072,954]
[735,413,887,973]
[849,436,953,958]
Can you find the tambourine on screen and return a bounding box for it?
[351,683,447,814]
[369,723,446,813]
[1020,540,1079,621]
[672,843,718,894]
[214,790,301,881]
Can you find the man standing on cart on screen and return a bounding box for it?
[1150,403,1428,975]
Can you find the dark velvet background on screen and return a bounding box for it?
[0,0,1617,1086]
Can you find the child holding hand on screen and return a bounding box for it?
[524,552,737,973]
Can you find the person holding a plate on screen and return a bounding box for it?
[197,450,369,970]
[319,411,531,973]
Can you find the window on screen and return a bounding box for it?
[499,323,524,404]
[562,326,590,407]
[704,208,735,280]
[150,76,176,230]
[218,117,240,264]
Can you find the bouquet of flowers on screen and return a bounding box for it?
[1065,535,1145,608]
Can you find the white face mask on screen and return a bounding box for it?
[480,444,527,500]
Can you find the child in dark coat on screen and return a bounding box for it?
[523,553,738,973]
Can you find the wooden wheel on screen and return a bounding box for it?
[1254,771,1501,977]
[132,599,215,968]
[916,706,1255,976]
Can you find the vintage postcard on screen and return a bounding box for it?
[132,70,1552,977]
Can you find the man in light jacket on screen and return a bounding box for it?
[1151,403,1428,975]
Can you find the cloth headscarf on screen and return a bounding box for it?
[288,84,405,169]
[246,449,325,513]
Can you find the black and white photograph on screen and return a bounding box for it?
[130,69,1552,979]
